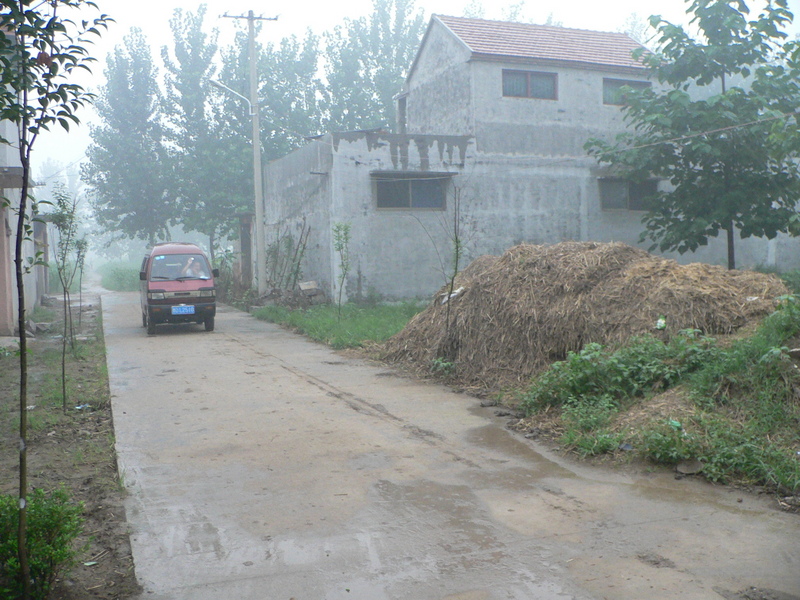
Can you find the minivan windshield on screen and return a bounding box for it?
[150,254,211,280]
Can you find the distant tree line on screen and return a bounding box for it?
[82,0,425,253]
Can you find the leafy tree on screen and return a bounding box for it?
[323,0,425,131]
[217,24,325,162]
[161,6,239,260]
[586,0,800,270]
[0,2,109,597]
[260,31,326,158]
[83,27,173,246]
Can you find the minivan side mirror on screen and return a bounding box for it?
[212,268,220,278]
[139,271,147,281]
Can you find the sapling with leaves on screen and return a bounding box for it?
[332,222,351,321]
[50,185,83,412]
[0,3,110,597]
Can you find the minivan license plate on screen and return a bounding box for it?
[172,305,195,315]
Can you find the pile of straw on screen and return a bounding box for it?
[382,242,787,390]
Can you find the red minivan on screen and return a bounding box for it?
[139,242,219,335]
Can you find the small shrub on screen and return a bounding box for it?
[561,429,623,457]
[0,487,84,600]
[562,394,619,432]
[431,357,455,377]
[640,420,702,465]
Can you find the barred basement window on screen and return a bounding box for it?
[372,172,451,210]
[502,70,558,100]
[599,178,658,211]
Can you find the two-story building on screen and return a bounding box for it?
[263,15,797,301]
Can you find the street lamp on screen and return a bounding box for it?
[210,79,267,295]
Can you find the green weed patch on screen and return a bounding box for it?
[520,297,800,492]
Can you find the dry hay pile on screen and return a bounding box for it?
[382,241,788,390]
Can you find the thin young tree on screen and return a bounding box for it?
[332,222,351,321]
[75,236,87,329]
[50,185,81,411]
[0,3,109,597]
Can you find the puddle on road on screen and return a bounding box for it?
[465,424,578,480]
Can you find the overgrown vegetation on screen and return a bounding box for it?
[0,488,84,600]
[253,301,425,349]
[776,269,800,294]
[266,222,309,292]
[213,249,257,309]
[97,261,140,292]
[519,296,800,493]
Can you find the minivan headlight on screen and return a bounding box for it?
[148,292,165,300]
[199,290,215,298]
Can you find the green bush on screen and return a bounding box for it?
[0,488,84,600]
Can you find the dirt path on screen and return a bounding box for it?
[102,291,800,600]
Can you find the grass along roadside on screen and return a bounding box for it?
[0,295,139,599]
[517,296,800,496]
[252,301,426,349]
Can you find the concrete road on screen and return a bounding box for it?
[102,292,800,600]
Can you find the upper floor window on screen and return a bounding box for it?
[603,78,651,105]
[599,178,658,211]
[372,172,451,210]
[503,70,557,100]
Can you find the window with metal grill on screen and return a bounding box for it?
[502,70,557,100]
[372,172,451,210]
[599,178,658,211]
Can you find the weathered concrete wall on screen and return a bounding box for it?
[264,138,334,295]
[470,60,646,155]
[584,187,800,271]
[404,19,474,136]
[329,132,473,300]
[266,132,474,300]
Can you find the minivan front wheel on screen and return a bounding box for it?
[146,313,156,335]
[204,316,214,332]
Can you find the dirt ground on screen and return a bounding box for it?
[0,293,140,599]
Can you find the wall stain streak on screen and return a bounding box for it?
[331,130,472,170]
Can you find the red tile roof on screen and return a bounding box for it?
[435,15,647,71]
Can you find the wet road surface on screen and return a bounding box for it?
[101,292,800,599]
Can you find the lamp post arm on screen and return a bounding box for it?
[210,79,255,116]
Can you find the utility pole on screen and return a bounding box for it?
[221,11,276,295]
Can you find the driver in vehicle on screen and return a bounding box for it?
[181,257,208,278]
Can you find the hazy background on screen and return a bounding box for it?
[34,0,800,179]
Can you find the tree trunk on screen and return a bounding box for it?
[15,160,31,600]
[727,222,736,270]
